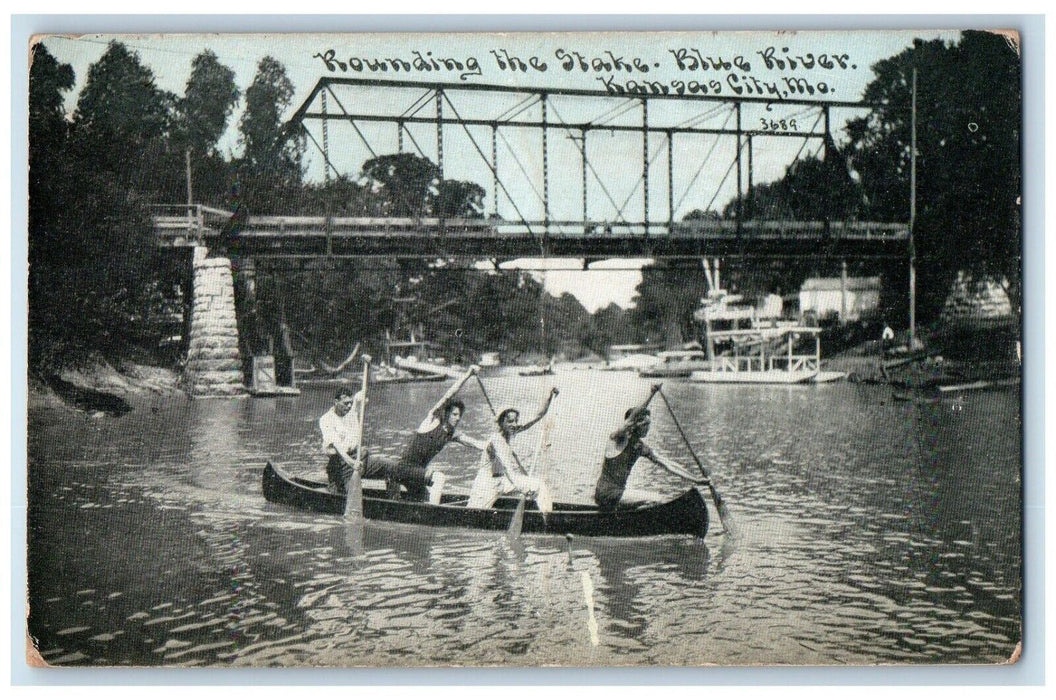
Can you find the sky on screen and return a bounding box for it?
[40,29,959,312]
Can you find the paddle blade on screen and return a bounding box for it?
[507,495,526,539]
[345,516,365,560]
[344,471,364,520]
[710,485,734,535]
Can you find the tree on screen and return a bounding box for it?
[729,154,864,221]
[359,153,440,217]
[255,259,401,362]
[28,43,75,265]
[169,50,241,208]
[704,31,1021,326]
[237,56,304,209]
[71,41,175,179]
[300,175,374,216]
[682,208,721,221]
[65,41,175,262]
[29,41,178,374]
[586,302,635,358]
[29,44,77,373]
[629,263,708,347]
[846,31,1021,320]
[178,50,240,157]
[357,153,488,219]
[434,180,486,218]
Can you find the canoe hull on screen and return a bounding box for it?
[689,369,817,384]
[262,462,708,538]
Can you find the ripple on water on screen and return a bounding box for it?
[56,626,90,636]
[27,381,1021,666]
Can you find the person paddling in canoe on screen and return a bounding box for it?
[320,387,388,494]
[467,387,559,512]
[594,384,711,509]
[385,365,487,502]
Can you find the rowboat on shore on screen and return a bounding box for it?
[891,375,1020,402]
[262,461,708,538]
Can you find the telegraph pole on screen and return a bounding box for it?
[909,68,918,348]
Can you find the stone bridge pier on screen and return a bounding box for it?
[182,247,245,396]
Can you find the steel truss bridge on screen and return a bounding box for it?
[153,76,910,261]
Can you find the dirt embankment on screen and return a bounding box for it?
[28,359,184,416]
[825,335,1020,387]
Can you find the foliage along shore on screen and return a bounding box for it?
[29,32,1020,380]
[28,358,182,417]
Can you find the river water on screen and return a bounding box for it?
[27,370,1021,667]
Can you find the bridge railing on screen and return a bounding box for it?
[150,204,234,246]
[247,215,496,236]
[670,219,908,241]
[151,205,909,249]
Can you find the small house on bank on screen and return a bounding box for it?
[799,276,881,323]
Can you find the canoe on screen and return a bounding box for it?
[935,376,1020,393]
[518,368,555,377]
[891,375,1020,401]
[262,462,708,538]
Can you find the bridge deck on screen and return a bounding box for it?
[152,205,909,260]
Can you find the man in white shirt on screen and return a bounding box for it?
[320,387,387,493]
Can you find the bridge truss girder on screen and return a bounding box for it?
[285,76,897,246]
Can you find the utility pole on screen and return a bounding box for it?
[909,68,918,348]
[185,148,194,235]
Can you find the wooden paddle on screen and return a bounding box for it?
[344,355,371,520]
[473,374,499,416]
[507,495,527,540]
[657,388,734,534]
[472,375,539,538]
[474,375,529,475]
[508,404,557,539]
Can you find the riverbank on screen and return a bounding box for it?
[825,336,1020,386]
[28,358,183,416]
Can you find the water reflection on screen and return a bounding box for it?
[27,373,1021,667]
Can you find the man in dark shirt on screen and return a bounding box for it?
[594,384,709,509]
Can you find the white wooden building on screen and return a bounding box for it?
[799,276,881,322]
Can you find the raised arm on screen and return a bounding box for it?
[427,365,480,416]
[609,383,663,441]
[514,387,559,434]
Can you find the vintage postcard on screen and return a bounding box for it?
[26,29,1022,668]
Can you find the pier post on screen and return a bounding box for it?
[735,104,743,236]
[541,93,549,235]
[667,131,674,232]
[491,124,499,217]
[581,129,588,229]
[840,260,848,323]
[642,97,649,236]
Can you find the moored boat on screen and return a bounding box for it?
[518,358,556,377]
[262,461,708,538]
[687,327,846,385]
[518,367,555,377]
[934,376,1020,393]
[638,349,710,378]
